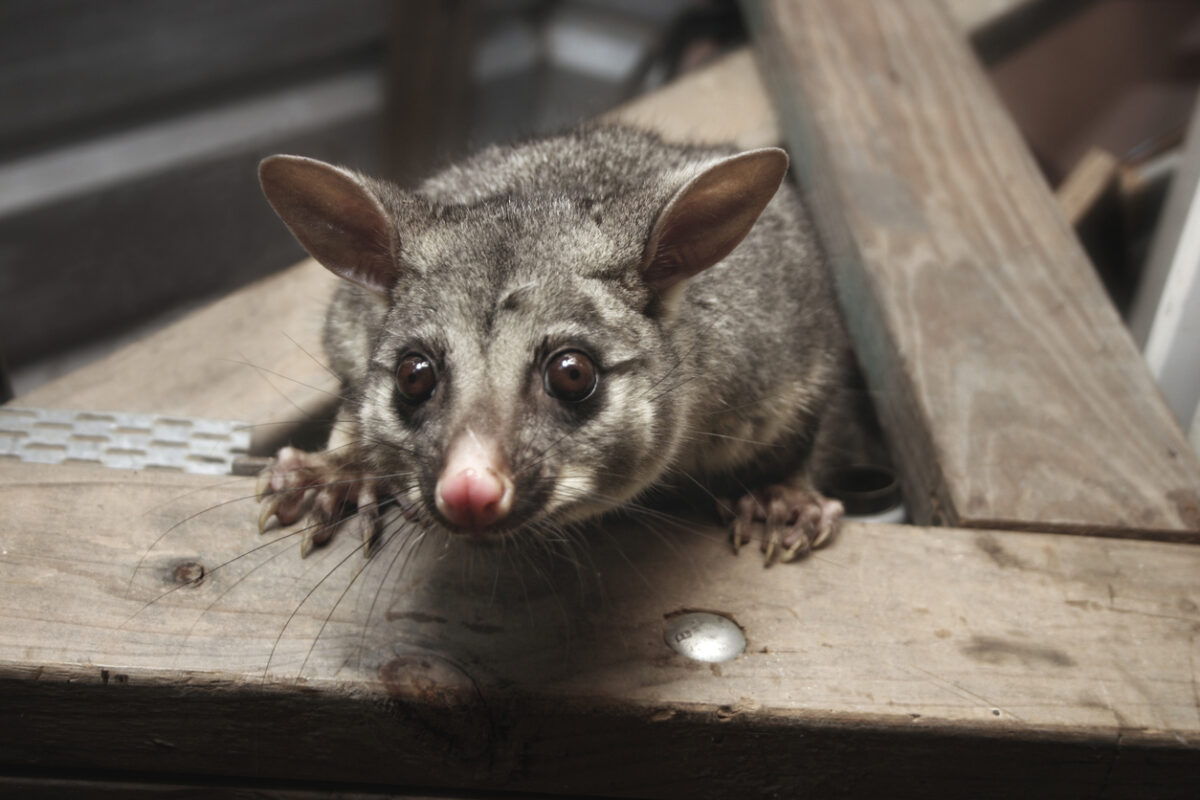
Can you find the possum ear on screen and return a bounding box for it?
[642,148,788,291]
[259,155,398,295]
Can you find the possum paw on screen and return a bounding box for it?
[721,485,844,566]
[256,446,383,558]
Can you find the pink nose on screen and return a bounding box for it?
[436,466,512,531]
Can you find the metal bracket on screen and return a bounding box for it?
[0,407,251,475]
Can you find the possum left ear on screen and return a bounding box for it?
[641,148,789,291]
[258,155,399,295]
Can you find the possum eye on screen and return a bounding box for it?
[396,353,437,404]
[544,350,597,403]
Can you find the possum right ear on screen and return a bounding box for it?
[258,155,398,295]
[642,148,788,292]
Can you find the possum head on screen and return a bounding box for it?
[258,146,787,538]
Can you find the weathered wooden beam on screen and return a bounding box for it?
[13,259,343,456]
[1,460,1197,796]
[745,0,1200,537]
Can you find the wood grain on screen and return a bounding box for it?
[747,0,1200,537]
[608,49,779,149]
[1,460,1197,796]
[14,259,342,456]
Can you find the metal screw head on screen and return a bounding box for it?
[663,611,746,663]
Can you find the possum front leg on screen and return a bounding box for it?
[256,408,383,558]
[721,472,844,566]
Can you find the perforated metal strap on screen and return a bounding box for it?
[0,406,251,475]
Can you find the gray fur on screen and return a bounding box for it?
[316,123,848,533]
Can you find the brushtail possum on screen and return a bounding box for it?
[256,123,849,565]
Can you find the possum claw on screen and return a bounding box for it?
[255,447,380,558]
[723,485,843,566]
[349,504,382,558]
[729,493,760,555]
[258,495,278,533]
[255,468,272,502]
[299,521,337,559]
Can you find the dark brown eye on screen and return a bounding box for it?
[544,350,597,403]
[396,353,436,404]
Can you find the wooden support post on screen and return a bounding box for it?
[383,0,478,185]
[745,0,1200,537]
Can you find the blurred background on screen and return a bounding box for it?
[1,0,1199,424]
[0,0,746,397]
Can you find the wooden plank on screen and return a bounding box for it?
[1055,147,1119,227]
[606,1,1035,153]
[13,260,342,456]
[0,460,1197,796]
[745,0,1200,537]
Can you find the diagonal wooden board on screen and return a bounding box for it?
[745,0,1200,537]
[1,460,1197,797]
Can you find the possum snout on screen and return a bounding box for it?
[435,432,515,533]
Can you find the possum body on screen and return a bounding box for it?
[256,123,849,564]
